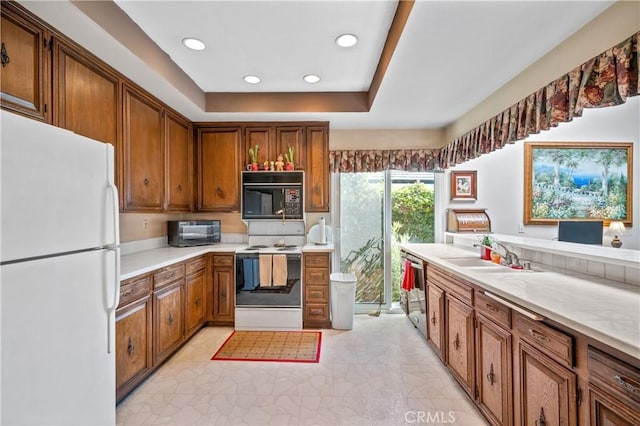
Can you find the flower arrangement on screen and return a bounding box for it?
[284,146,295,170]
[248,144,259,170]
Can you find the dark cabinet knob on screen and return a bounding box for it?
[1,42,9,68]
[127,337,135,356]
[195,297,201,307]
[144,177,149,186]
[431,313,436,325]
[487,363,495,385]
[453,333,460,350]
[168,312,174,326]
[178,183,183,191]
[535,408,546,426]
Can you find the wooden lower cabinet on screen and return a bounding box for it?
[303,253,331,328]
[184,261,206,337]
[475,313,512,426]
[211,255,234,324]
[589,384,640,425]
[517,340,577,426]
[426,283,445,361]
[115,295,152,403]
[153,280,184,365]
[445,294,475,397]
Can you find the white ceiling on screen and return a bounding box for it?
[19,0,614,130]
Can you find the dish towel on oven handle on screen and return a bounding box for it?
[259,255,273,287]
[272,254,288,286]
[401,260,415,291]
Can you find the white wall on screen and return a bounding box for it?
[443,97,640,250]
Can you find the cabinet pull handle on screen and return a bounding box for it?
[144,177,149,186]
[485,303,498,312]
[486,363,495,385]
[121,289,133,298]
[613,375,640,395]
[1,42,9,68]
[535,407,546,426]
[178,183,183,191]
[453,333,460,350]
[216,186,223,196]
[314,185,320,194]
[168,312,174,326]
[127,337,135,356]
[195,297,201,307]
[221,290,226,298]
[529,328,549,342]
[431,313,436,325]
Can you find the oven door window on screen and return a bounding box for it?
[235,254,302,307]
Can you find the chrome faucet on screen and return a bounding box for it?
[492,241,520,266]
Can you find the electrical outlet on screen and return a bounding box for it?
[518,223,525,233]
[143,219,149,231]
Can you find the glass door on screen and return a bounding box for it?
[332,171,435,314]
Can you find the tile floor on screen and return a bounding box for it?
[117,314,488,425]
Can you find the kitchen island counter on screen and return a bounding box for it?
[400,243,640,360]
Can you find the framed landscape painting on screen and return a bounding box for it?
[524,142,632,225]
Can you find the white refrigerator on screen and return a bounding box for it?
[1,110,120,425]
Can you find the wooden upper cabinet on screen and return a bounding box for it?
[0,3,50,122]
[165,111,193,212]
[122,84,165,211]
[305,125,329,212]
[196,127,241,212]
[244,126,273,167]
[53,40,120,146]
[276,126,304,170]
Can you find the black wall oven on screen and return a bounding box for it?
[241,171,303,220]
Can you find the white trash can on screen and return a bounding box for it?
[330,273,357,330]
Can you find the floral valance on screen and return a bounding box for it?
[439,31,639,168]
[329,149,439,173]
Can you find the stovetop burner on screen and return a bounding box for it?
[245,245,269,251]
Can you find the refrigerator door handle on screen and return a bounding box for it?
[105,180,121,353]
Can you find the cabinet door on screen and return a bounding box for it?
[305,125,329,212]
[276,126,304,169]
[116,296,152,403]
[446,295,475,397]
[589,384,640,426]
[53,41,119,147]
[476,314,512,426]
[518,340,577,426]
[0,4,50,122]
[122,85,164,211]
[196,128,241,212]
[244,126,273,167]
[212,265,234,323]
[165,111,193,212]
[427,284,445,361]
[153,281,184,365]
[184,268,206,337]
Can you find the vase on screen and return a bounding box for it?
[480,246,492,260]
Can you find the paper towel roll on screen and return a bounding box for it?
[319,217,326,244]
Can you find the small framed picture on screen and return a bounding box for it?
[451,170,477,201]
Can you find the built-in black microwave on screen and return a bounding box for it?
[241,171,304,220]
[167,220,221,247]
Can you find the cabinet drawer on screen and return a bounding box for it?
[305,285,329,303]
[305,267,329,286]
[305,303,329,321]
[427,266,473,305]
[588,346,640,407]
[119,274,152,307]
[476,291,511,329]
[514,313,573,368]
[213,255,233,267]
[153,263,185,289]
[305,253,329,268]
[185,256,206,275]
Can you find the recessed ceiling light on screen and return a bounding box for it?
[335,33,358,48]
[303,74,321,84]
[182,37,205,51]
[243,75,261,84]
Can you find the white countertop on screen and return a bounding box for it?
[400,243,640,360]
[121,243,334,280]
